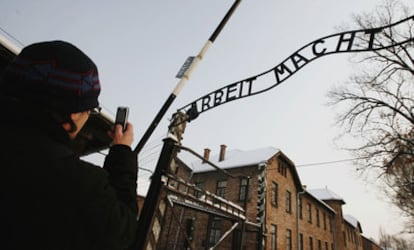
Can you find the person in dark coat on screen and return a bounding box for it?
[0,41,138,250]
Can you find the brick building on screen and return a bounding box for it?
[150,145,377,249]
[361,236,382,250]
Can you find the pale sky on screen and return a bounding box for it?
[1,0,413,242]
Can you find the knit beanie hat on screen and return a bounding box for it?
[0,40,100,114]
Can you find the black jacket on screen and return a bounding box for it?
[0,99,138,250]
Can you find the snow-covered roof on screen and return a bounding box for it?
[190,146,280,173]
[344,214,359,228]
[344,214,363,232]
[308,187,346,204]
[305,190,337,214]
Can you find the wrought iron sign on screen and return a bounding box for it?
[179,15,414,121]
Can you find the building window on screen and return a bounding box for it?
[299,233,304,250]
[325,241,328,250]
[271,182,278,207]
[286,229,292,250]
[343,231,347,247]
[329,217,332,232]
[270,224,277,250]
[286,190,292,213]
[316,208,320,227]
[208,217,221,246]
[353,231,357,244]
[309,236,314,250]
[277,159,288,177]
[194,182,203,198]
[318,239,322,250]
[298,197,303,219]
[307,203,312,223]
[239,178,248,201]
[216,180,227,198]
[323,212,327,230]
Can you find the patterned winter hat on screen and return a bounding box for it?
[0,40,101,114]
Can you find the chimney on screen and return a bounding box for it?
[219,144,227,162]
[203,148,211,163]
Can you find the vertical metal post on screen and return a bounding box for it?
[135,112,188,249]
[135,137,177,249]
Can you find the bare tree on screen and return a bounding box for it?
[379,227,414,249]
[328,0,414,233]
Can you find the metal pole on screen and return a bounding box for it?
[133,0,242,155]
[135,137,177,249]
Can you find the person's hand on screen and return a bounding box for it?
[109,123,134,147]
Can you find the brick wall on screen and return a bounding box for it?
[362,236,382,250]
[150,149,366,250]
